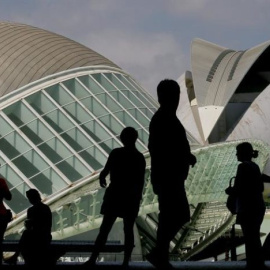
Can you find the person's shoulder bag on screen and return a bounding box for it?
[225,176,237,215]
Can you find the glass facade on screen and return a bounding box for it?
[0,69,160,214]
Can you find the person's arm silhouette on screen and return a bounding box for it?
[190,153,197,167]
[99,153,113,188]
[99,169,108,188]
[99,176,107,188]
[0,177,12,201]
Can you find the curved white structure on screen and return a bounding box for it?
[180,38,270,148]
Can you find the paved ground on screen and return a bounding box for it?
[1,261,270,270]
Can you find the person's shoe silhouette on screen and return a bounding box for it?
[3,254,18,265]
[145,251,173,269]
[82,257,97,268]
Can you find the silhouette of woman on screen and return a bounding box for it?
[232,142,266,270]
[83,127,146,268]
[0,175,12,265]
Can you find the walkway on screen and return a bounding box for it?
[1,261,270,270]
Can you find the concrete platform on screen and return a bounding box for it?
[1,261,270,270]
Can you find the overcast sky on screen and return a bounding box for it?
[0,0,270,99]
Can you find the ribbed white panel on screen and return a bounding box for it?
[191,38,270,141]
[227,85,270,174]
[191,39,227,106]
[177,71,204,145]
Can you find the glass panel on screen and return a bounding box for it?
[61,79,91,99]
[120,89,150,111]
[109,90,135,110]
[42,137,66,160]
[30,168,67,196]
[26,91,55,114]
[91,73,117,91]
[82,121,105,143]
[60,127,107,169]
[12,149,49,178]
[0,115,13,139]
[103,73,127,90]
[46,138,90,180]
[104,73,154,119]
[45,84,74,105]
[99,114,124,136]
[63,128,94,150]
[125,75,150,95]
[62,102,94,123]
[97,138,121,154]
[0,131,31,160]
[62,102,92,123]
[114,111,140,128]
[62,99,121,152]
[56,155,84,182]
[114,73,157,109]
[95,93,121,113]
[21,119,55,146]
[78,75,105,94]
[127,108,149,126]
[139,107,154,119]
[43,110,74,134]
[80,96,108,117]
[62,102,117,152]
[4,101,37,127]
[79,146,107,170]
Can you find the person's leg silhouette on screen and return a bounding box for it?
[122,216,136,267]
[84,214,117,266]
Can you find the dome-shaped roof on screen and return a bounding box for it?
[0,21,119,97]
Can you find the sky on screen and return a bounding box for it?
[0,0,270,99]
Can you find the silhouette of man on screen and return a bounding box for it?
[84,127,146,268]
[5,189,52,267]
[146,79,196,268]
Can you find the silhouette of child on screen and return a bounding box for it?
[4,189,52,266]
[0,175,12,265]
[83,127,146,268]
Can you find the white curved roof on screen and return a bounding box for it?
[0,21,119,97]
[190,38,270,141]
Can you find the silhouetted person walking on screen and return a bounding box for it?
[146,79,196,268]
[83,127,146,268]
[4,189,52,267]
[228,142,266,270]
[0,175,12,265]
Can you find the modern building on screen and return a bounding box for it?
[1,21,269,261]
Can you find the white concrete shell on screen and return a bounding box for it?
[189,38,270,142]
[226,85,270,175]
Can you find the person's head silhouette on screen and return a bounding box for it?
[157,79,180,111]
[120,127,138,148]
[26,189,42,205]
[236,142,258,162]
